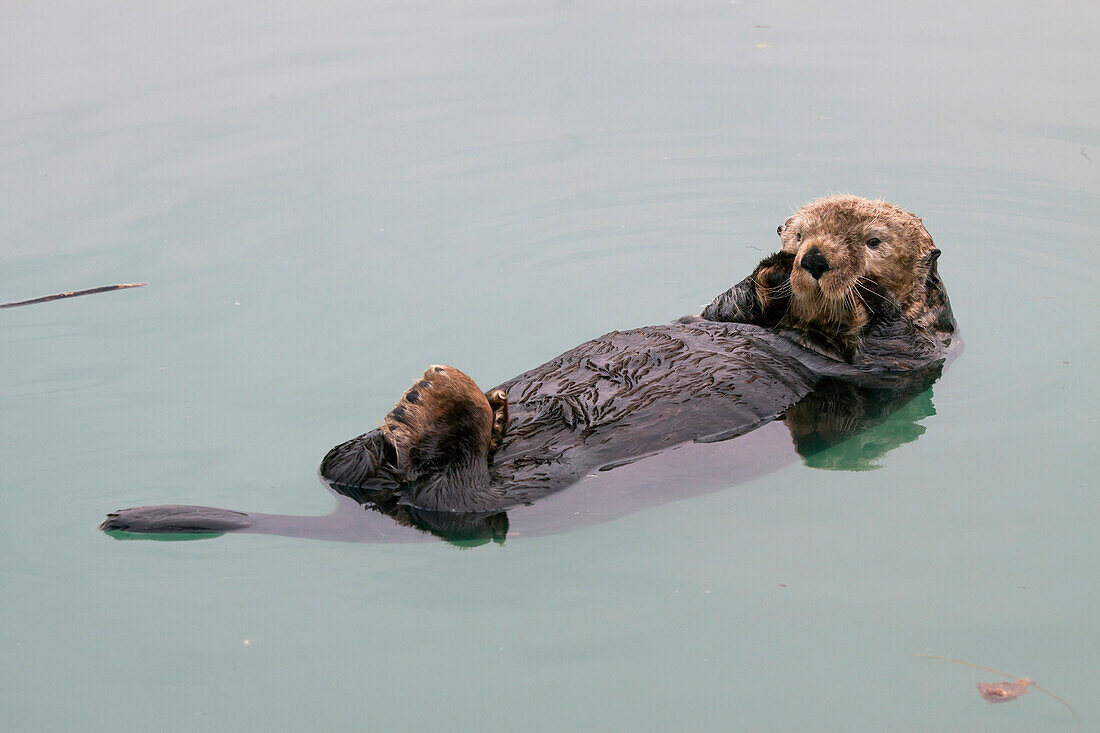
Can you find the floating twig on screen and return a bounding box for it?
[0,283,146,309]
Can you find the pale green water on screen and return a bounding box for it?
[2,1,1097,730]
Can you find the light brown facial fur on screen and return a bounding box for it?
[777,195,939,337]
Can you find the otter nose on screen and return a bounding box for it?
[800,247,830,280]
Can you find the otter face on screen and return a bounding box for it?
[777,195,939,335]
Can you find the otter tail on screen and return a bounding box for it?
[100,505,252,533]
[103,365,512,535]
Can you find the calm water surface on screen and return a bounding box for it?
[2,2,1097,730]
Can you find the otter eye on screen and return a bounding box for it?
[866,237,881,249]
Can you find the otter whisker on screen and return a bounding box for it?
[854,278,894,306]
[851,283,872,313]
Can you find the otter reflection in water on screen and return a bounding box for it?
[102,196,957,546]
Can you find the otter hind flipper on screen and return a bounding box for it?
[320,366,508,511]
[384,365,496,479]
[319,430,395,487]
[381,365,509,512]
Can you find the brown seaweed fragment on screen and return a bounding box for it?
[977,678,1032,703]
[915,653,1078,724]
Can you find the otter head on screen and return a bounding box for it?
[777,195,950,339]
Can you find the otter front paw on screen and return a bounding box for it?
[701,250,794,327]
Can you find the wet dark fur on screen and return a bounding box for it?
[316,322,824,514]
[313,238,953,520]
[102,198,957,543]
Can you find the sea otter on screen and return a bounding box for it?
[101,196,956,543]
